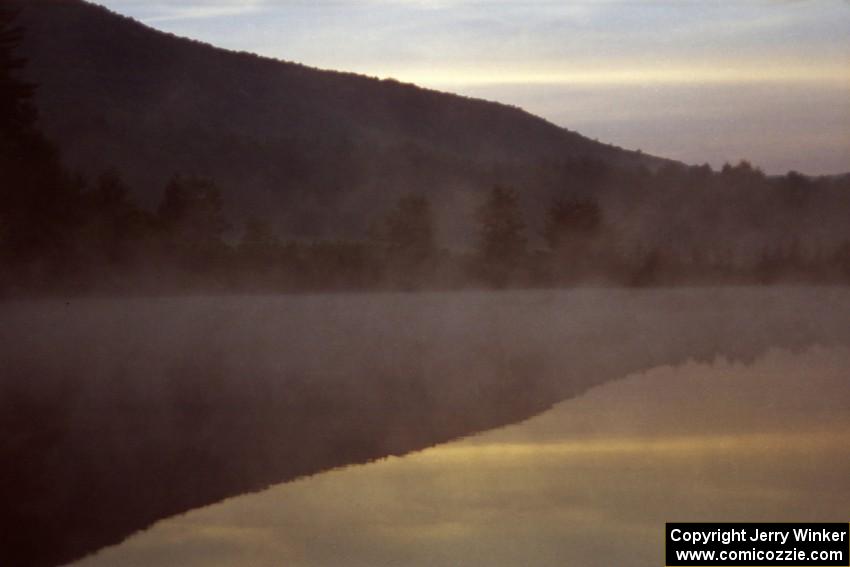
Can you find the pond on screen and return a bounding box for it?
[71,345,850,567]
[3,288,849,565]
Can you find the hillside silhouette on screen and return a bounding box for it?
[3,4,850,566]
[11,0,662,240]
[3,0,850,294]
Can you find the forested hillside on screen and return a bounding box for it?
[2,0,850,294]
[11,0,661,240]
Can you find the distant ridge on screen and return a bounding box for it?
[12,0,668,239]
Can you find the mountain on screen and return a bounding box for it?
[10,0,666,241]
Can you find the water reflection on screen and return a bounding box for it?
[73,347,850,567]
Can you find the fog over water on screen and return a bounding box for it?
[2,288,850,566]
[4,2,850,566]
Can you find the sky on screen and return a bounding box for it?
[90,0,850,175]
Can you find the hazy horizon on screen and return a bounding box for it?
[89,0,850,176]
[4,5,850,564]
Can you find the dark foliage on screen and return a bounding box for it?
[474,186,528,287]
[0,4,34,135]
[0,3,82,290]
[544,197,601,249]
[372,194,438,288]
[2,4,850,295]
[8,0,659,239]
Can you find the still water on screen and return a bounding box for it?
[72,346,850,567]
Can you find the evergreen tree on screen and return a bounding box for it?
[377,194,437,288]
[158,175,230,246]
[544,197,601,250]
[475,186,527,287]
[0,4,36,141]
[157,175,231,276]
[544,196,602,282]
[0,7,81,287]
[81,170,153,268]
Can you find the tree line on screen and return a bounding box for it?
[3,7,850,295]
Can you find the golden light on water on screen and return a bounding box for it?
[414,430,850,464]
[73,347,850,567]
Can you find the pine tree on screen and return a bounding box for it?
[0,4,36,141]
[475,186,527,287]
[0,6,81,286]
[378,194,437,288]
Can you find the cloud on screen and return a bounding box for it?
[376,62,850,88]
[100,1,268,23]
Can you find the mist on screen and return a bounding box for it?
[3,288,850,565]
[3,2,850,566]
